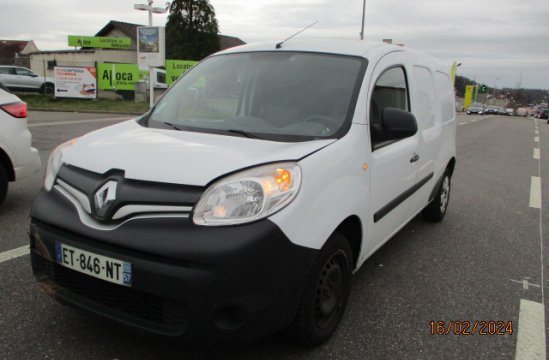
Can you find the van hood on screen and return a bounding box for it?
[62,120,335,186]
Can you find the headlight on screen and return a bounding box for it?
[44,138,77,191]
[193,162,301,226]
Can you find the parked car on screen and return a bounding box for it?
[539,109,549,120]
[0,88,41,205]
[0,65,55,93]
[516,107,530,117]
[496,107,507,115]
[467,103,484,115]
[484,106,499,115]
[505,108,513,116]
[30,40,456,346]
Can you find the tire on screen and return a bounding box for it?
[40,83,54,94]
[422,171,451,222]
[0,164,8,206]
[286,232,353,347]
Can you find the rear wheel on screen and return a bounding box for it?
[287,232,353,347]
[40,83,54,94]
[0,164,8,206]
[422,172,451,222]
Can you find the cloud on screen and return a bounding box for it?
[1,0,548,89]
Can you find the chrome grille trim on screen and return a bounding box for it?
[112,205,192,220]
[54,180,191,231]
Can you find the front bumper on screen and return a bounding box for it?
[30,188,317,344]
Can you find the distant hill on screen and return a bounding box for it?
[455,75,547,106]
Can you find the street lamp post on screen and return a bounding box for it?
[493,77,500,105]
[134,0,170,108]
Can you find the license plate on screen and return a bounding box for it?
[55,241,132,287]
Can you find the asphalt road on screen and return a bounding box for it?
[0,111,547,359]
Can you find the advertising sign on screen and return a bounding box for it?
[464,85,474,109]
[98,63,139,90]
[68,35,131,49]
[165,60,198,85]
[54,66,97,99]
[137,27,166,67]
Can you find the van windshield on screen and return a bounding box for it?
[148,52,367,142]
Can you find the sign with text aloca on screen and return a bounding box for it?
[68,35,131,49]
[137,26,166,67]
[54,66,97,99]
[165,60,198,85]
[97,63,139,90]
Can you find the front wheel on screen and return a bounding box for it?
[422,172,451,222]
[286,232,353,347]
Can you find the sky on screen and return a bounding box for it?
[1,0,548,90]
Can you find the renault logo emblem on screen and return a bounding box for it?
[94,180,118,217]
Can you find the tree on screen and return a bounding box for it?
[166,0,220,61]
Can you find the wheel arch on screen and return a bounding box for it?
[334,215,363,269]
[0,147,15,181]
[447,157,456,177]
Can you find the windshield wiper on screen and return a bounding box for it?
[162,122,184,131]
[227,129,262,139]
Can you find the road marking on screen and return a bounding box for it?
[0,245,29,263]
[459,122,467,126]
[510,279,541,289]
[530,176,542,209]
[514,299,546,360]
[533,148,540,160]
[28,117,132,128]
[534,136,539,143]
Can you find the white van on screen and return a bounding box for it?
[30,40,456,346]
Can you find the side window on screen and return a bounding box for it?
[434,71,455,123]
[0,67,14,75]
[413,66,436,129]
[370,66,409,148]
[15,68,34,77]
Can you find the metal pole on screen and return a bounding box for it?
[148,3,154,108]
[360,0,366,40]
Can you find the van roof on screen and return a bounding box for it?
[219,39,393,58]
[218,39,448,71]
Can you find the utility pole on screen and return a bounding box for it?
[134,0,169,108]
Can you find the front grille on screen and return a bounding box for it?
[35,256,186,334]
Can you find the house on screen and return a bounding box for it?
[0,40,38,67]
[29,20,246,78]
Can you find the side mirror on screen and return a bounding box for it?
[382,107,418,139]
[30,73,39,77]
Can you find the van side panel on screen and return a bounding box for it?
[269,124,371,252]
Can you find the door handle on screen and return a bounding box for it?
[410,153,420,163]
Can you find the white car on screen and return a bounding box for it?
[0,66,55,93]
[30,40,456,346]
[0,88,41,205]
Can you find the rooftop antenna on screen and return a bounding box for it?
[276,21,318,49]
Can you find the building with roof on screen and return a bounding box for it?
[29,20,245,78]
[0,40,38,67]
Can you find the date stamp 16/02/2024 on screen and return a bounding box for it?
[430,321,513,336]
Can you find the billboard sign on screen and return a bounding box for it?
[54,66,97,99]
[68,35,131,49]
[98,63,139,90]
[137,27,166,67]
[165,60,198,85]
